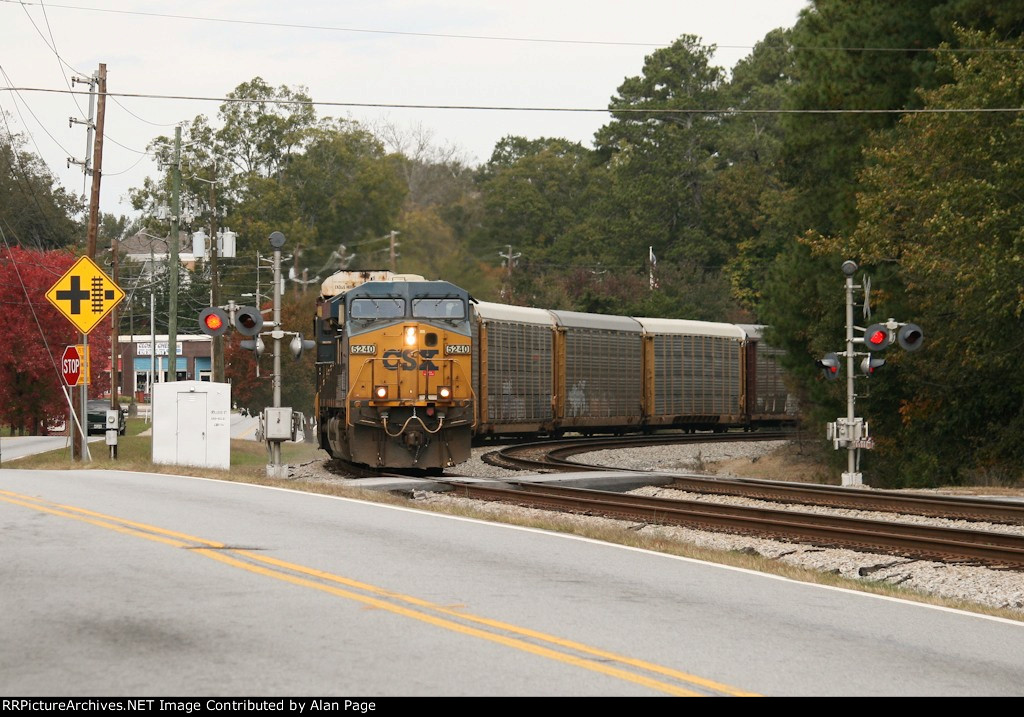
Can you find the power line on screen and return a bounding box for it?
[4,1,1023,54]
[14,4,158,153]
[0,70,77,159]
[26,0,86,118]
[6,85,1024,115]
[1,1,671,48]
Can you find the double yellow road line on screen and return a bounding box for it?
[0,487,758,697]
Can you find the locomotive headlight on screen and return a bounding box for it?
[438,386,452,400]
[374,385,389,400]
[404,326,417,346]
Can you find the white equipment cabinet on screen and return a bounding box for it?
[152,381,231,470]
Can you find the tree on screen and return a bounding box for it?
[780,0,946,237]
[0,121,83,250]
[0,247,110,434]
[478,136,602,271]
[280,119,406,276]
[216,78,316,180]
[815,28,1024,485]
[594,35,730,270]
[716,29,800,310]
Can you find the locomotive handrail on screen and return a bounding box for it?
[344,355,477,429]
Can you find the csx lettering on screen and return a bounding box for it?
[382,349,416,370]
[381,349,440,371]
[418,349,439,372]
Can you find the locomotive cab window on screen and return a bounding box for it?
[412,298,465,319]
[349,298,405,320]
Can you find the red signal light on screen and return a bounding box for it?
[862,323,892,351]
[198,306,230,337]
[816,353,840,380]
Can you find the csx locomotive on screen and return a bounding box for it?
[315,271,476,469]
[314,271,796,471]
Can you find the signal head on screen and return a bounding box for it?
[289,334,316,360]
[234,306,264,337]
[240,337,265,357]
[198,307,230,337]
[897,323,924,352]
[860,356,886,376]
[862,323,892,351]
[815,352,841,381]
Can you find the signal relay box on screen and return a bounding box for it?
[264,407,294,441]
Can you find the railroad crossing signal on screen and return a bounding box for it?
[198,307,230,337]
[45,256,125,334]
[897,323,924,352]
[816,352,840,380]
[60,344,90,386]
[860,356,886,376]
[862,323,892,351]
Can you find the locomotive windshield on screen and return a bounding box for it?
[412,298,465,319]
[349,297,405,320]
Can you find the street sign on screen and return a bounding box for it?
[61,344,90,386]
[45,256,125,334]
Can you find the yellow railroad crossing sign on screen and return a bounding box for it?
[45,256,125,334]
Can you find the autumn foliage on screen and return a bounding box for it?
[0,246,110,434]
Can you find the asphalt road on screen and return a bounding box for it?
[0,435,104,463]
[2,467,1022,696]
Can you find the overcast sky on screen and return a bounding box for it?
[1,0,809,218]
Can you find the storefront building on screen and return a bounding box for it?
[116,335,213,400]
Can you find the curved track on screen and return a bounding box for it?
[320,432,1024,569]
[483,432,1024,526]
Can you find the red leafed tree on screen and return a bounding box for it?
[0,246,110,435]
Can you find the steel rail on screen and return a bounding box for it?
[447,482,1024,570]
[486,433,1024,526]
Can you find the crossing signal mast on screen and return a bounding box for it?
[197,232,315,478]
[818,260,924,487]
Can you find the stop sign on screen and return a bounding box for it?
[61,345,82,386]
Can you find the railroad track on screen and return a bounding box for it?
[321,432,1024,569]
[482,432,1024,526]
[444,480,1024,570]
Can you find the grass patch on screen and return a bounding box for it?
[11,432,323,482]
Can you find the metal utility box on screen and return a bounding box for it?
[263,407,294,440]
[152,381,231,470]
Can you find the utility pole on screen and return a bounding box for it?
[67,63,106,462]
[167,125,181,383]
[85,64,106,257]
[498,244,520,302]
[389,230,399,273]
[67,70,96,461]
[108,229,119,459]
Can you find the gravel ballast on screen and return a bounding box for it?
[294,441,1024,617]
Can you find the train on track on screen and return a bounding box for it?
[314,271,797,471]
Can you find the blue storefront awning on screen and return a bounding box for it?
[133,357,186,371]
